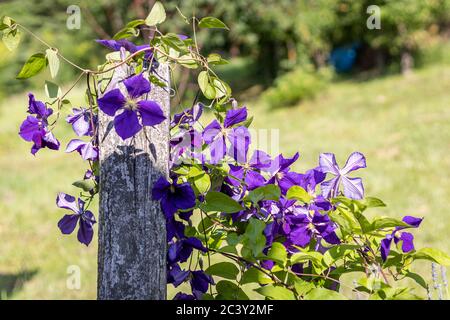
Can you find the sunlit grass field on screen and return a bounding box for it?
[0,64,449,299]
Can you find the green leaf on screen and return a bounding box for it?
[286,186,312,203]
[145,1,166,26]
[304,288,347,300]
[205,262,239,280]
[246,184,280,204]
[72,180,95,192]
[45,49,60,79]
[241,267,273,285]
[2,27,20,51]
[216,280,249,300]
[207,53,229,65]
[198,71,216,99]
[265,242,287,266]
[242,218,266,257]
[359,197,386,208]
[44,81,61,99]
[178,54,199,69]
[404,272,427,289]
[413,248,450,266]
[16,53,47,79]
[198,17,229,30]
[323,244,359,266]
[161,33,188,54]
[290,251,323,265]
[212,77,231,98]
[193,173,211,194]
[370,217,412,231]
[113,27,139,40]
[200,191,243,213]
[255,285,295,300]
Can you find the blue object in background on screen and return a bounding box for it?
[329,43,360,73]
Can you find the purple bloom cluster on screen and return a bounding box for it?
[156,103,379,298]
[19,93,60,155]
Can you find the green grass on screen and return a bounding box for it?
[1,64,449,299]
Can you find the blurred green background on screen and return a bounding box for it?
[0,0,449,299]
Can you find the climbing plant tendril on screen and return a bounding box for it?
[3,2,450,300]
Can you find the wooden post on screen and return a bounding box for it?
[97,63,169,300]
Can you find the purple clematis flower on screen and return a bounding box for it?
[380,215,423,261]
[203,107,250,164]
[172,103,203,128]
[65,139,99,161]
[191,270,214,299]
[267,152,301,194]
[66,108,96,137]
[319,152,366,199]
[168,237,207,264]
[56,193,96,246]
[285,210,340,248]
[152,176,196,219]
[97,73,166,140]
[173,292,196,300]
[19,93,60,155]
[168,264,190,287]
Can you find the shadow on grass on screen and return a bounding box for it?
[0,269,38,299]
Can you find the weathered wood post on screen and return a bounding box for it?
[97,63,169,300]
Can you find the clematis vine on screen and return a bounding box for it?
[97,73,165,140]
[12,8,447,301]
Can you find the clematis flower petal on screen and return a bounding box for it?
[341,176,364,199]
[224,107,247,128]
[278,171,303,195]
[57,214,79,235]
[124,73,151,99]
[80,142,99,161]
[114,109,142,140]
[19,116,40,141]
[98,88,126,116]
[245,170,266,190]
[289,226,311,247]
[249,150,273,170]
[402,216,423,228]
[152,177,171,200]
[190,271,214,294]
[28,93,52,119]
[321,177,339,199]
[66,108,92,136]
[42,131,60,151]
[137,100,166,126]
[340,152,367,175]
[172,183,196,211]
[96,39,137,52]
[65,139,86,153]
[203,120,222,144]
[56,192,79,213]
[400,232,415,253]
[227,126,251,163]
[209,135,227,164]
[77,211,96,246]
[168,264,190,287]
[381,237,393,261]
[184,237,207,252]
[319,153,340,175]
